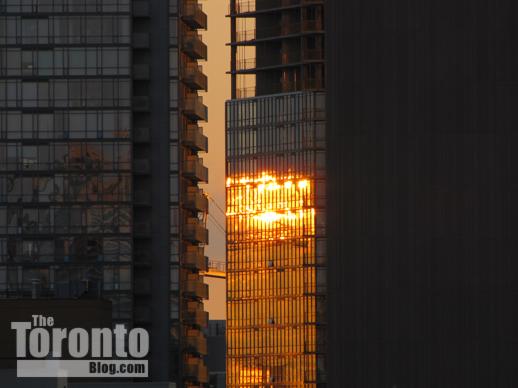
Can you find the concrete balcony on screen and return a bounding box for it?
[184,306,208,327]
[184,359,208,384]
[183,156,208,182]
[184,95,208,121]
[184,246,208,272]
[182,63,208,91]
[182,0,208,29]
[184,276,209,300]
[183,124,208,152]
[184,187,208,213]
[184,330,208,355]
[184,218,208,244]
[182,32,208,60]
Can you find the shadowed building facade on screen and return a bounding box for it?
[327,1,518,387]
[0,0,209,385]
[226,0,326,386]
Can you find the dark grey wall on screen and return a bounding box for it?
[326,1,518,387]
[149,0,171,381]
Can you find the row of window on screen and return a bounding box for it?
[0,265,131,294]
[227,355,321,385]
[227,152,326,179]
[0,110,131,140]
[0,173,131,203]
[0,0,131,13]
[226,238,327,270]
[226,91,326,128]
[0,79,131,108]
[0,16,131,45]
[0,142,131,171]
[0,205,132,234]
[0,237,131,263]
[227,326,319,355]
[0,48,131,77]
[227,122,325,156]
[227,268,323,299]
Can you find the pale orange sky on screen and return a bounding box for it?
[200,0,230,320]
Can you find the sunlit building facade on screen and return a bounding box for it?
[0,0,209,385]
[226,0,326,386]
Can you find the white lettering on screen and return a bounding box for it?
[128,328,149,358]
[11,322,31,357]
[29,328,50,358]
[114,325,128,357]
[68,328,89,358]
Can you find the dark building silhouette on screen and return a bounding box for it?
[0,0,209,385]
[206,320,226,388]
[327,1,518,387]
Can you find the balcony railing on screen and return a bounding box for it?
[182,63,208,91]
[185,331,208,355]
[184,187,209,213]
[185,301,209,327]
[235,19,323,42]
[236,86,256,98]
[184,310,208,328]
[183,156,208,182]
[184,275,209,299]
[184,246,208,272]
[235,48,323,71]
[183,124,208,152]
[182,0,207,29]
[182,32,208,60]
[281,77,324,93]
[184,218,209,244]
[184,359,209,383]
[230,0,323,15]
[184,95,208,121]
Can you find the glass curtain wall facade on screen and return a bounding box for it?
[226,92,326,387]
[0,0,209,385]
[227,0,326,386]
[0,0,133,315]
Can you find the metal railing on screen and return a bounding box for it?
[236,86,256,98]
[235,20,323,42]
[229,0,323,15]
[203,260,226,279]
[234,48,323,71]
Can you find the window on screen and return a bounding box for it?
[69,49,85,76]
[169,49,178,76]
[6,49,20,76]
[169,18,178,45]
[169,80,178,107]
[38,51,53,76]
